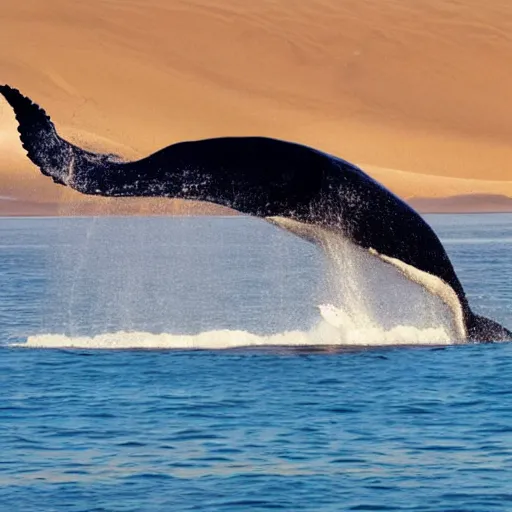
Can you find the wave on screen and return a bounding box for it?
[16,316,455,350]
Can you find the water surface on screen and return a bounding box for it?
[1,214,511,511]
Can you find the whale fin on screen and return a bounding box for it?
[467,314,512,343]
[369,248,512,342]
[267,217,468,341]
[0,85,74,184]
[0,85,124,190]
[368,248,467,342]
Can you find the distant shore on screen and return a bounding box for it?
[1,194,511,217]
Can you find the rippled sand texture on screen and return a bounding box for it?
[0,0,512,213]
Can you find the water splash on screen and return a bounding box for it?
[18,219,467,350]
[316,224,465,343]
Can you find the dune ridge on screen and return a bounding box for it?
[1,0,511,214]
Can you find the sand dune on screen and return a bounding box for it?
[366,165,512,199]
[1,0,511,214]
[409,194,512,213]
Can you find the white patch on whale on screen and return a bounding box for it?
[267,216,467,344]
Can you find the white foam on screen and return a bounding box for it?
[317,305,453,345]
[18,317,453,350]
[20,329,313,350]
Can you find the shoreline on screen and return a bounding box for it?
[1,210,511,218]
[1,194,511,217]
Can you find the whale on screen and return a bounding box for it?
[1,84,510,343]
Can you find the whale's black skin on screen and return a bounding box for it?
[1,84,510,342]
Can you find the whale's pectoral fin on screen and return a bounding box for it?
[368,248,468,342]
[0,85,123,194]
[369,248,512,343]
[0,85,74,185]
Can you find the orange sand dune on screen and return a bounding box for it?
[409,194,512,213]
[0,0,511,214]
[366,165,512,199]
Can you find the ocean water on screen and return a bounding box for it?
[1,214,512,511]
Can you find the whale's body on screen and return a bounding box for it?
[1,84,509,342]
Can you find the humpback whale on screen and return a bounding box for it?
[1,84,510,343]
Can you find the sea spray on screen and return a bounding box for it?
[318,226,465,342]
[20,218,467,350]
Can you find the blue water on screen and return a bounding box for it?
[1,214,512,511]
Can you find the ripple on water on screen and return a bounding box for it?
[1,216,512,511]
